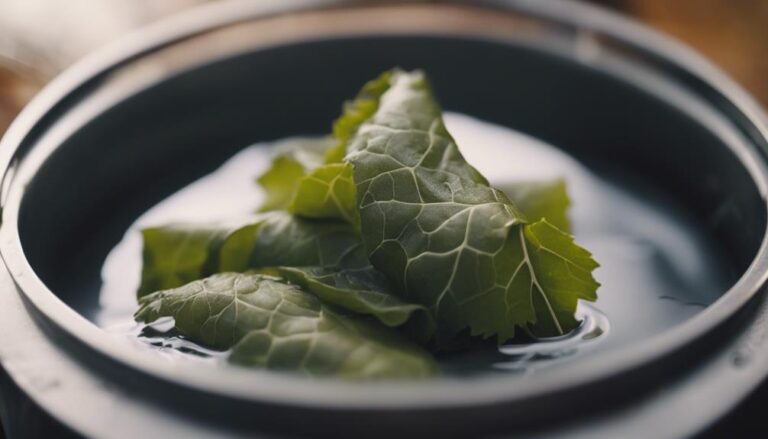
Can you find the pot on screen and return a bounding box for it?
[2,1,768,437]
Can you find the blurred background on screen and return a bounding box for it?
[1,0,768,140]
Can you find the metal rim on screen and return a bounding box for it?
[1,0,768,412]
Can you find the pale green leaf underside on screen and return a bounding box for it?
[139,222,245,297]
[135,273,436,378]
[289,163,358,225]
[257,139,328,212]
[503,179,571,233]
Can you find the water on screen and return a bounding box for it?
[97,113,729,376]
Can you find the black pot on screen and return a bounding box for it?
[2,1,768,437]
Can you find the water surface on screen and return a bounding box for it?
[98,113,729,375]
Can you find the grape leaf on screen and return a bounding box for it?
[339,70,598,341]
[250,71,595,342]
[140,212,359,297]
[221,213,362,270]
[259,156,571,235]
[141,69,597,357]
[273,266,434,341]
[139,212,431,336]
[325,70,394,164]
[257,147,357,223]
[288,163,358,224]
[139,221,246,297]
[255,73,393,223]
[502,179,571,233]
[256,138,328,212]
[135,272,436,378]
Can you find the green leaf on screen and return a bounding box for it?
[288,163,358,225]
[140,69,598,356]
[503,179,571,233]
[326,70,394,163]
[139,221,246,298]
[256,139,328,212]
[255,144,358,224]
[135,272,436,378]
[263,72,393,224]
[254,72,391,221]
[340,70,598,342]
[139,212,430,335]
[139,212,359,295]
[221,212,363,270]
[273,266,435,341]
[523,220,598,336]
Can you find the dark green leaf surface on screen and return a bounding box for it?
[274,266,435,341]
[140,212,429,333]
[136,272,436,378]
[341,70,598,341]
[222,212,362,270]
[140,212,359,295]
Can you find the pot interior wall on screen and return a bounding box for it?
[16,35,764,318]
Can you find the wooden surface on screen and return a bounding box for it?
[607,0,768,107]
[0,61,43,135]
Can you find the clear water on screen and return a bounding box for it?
[97,113,729,376]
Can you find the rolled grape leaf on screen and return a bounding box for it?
[135,272,436,378]
[292,70,598,342]
[139,212,432,337]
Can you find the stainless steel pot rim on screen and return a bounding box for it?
[1,0,768,410]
